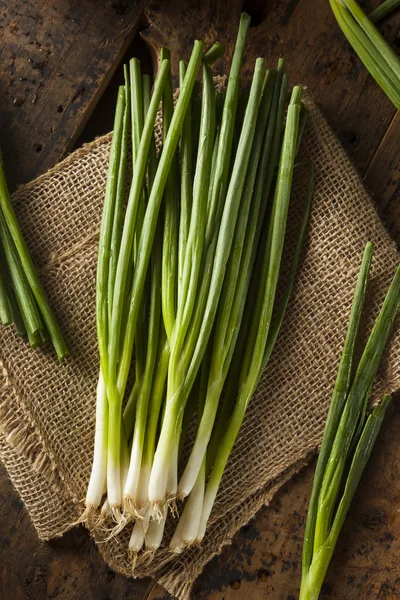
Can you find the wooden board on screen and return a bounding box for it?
[0,0,400,599]
[0,0,148,190]
[0,462,152,600]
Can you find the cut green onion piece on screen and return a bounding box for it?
[203,42,225,65]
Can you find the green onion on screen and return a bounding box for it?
[300,246,400,600]
[0,241,26,335]
[370,0,400,22]
[330,0,400,109]
[302,242,373,575]
[0,284,12,327]
[0,240,14,326]
[124,87,165,513]
[86,86,126,513]
[0,207,43,337]
[107,69,130,324]
[160,48,180,342]
[178,60,193,306]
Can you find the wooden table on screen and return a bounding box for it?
[0,1,399,598]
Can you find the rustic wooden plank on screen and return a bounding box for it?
[0,0,148,190]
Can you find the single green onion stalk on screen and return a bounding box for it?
[86,86,127,515]
[300,243,400,600]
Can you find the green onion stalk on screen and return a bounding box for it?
[0,208,42,338]
[330,0,400,110]
[0,246,13,326]
[85,85,127,514]
[300,244,400,600]
[178,59,193,305]
[370,0,400,23]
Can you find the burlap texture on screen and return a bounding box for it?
[0,96,399,599]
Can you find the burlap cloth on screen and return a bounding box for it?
[0,95,399,599]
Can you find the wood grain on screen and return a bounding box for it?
[0,0,399,599]
[0,0,148,190]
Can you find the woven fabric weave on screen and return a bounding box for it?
[0,97,399,599]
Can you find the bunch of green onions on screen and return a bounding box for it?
[84,12,312,555]
[330,0,400,110]
[300,242,400,600]
[0,150,68,359]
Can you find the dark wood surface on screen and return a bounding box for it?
[0,0,148,190]
[0,0,400,598]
